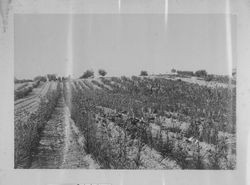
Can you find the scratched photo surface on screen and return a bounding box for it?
[13,13,237,170]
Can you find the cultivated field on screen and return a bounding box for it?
[14,75,236,169]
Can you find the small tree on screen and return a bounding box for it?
[171,68,177,73]
[195,70,207,77]
[80,70,94,79]
[57,77,62,82]
[140,70,148,76]
[47,74,57,81]
[98,69,107,77]
[34,76,47,82]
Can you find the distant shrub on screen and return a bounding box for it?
[177,70,194,76]
[207,75,235,84]
[32,80,40,88]
[14,78,33,84]
[15,86,33,100]
[34,76,47,82]
[98,69,107,77]
[111,76,121,83]
[121,76,130,82]
[171,68,177,73]
[131,76,141,81]
[205,74,214,82]
[47,74,57,81]
[195,70,207,77]
[62,76,71,81]
[80,70,94,79]
[57,77,62,81]
[140,70,148,76]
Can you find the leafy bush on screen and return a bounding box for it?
[140,70,148,76]
[47,74,57,81]
[34,76,47,82]
[98,69,107,76]
[80,70,94,79]
[195,70,207,77]
[171,68,177,73]
[15,86,33,100]
[177,70,194,77]
[205,74,214,81]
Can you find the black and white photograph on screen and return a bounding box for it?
[14,14,237,170]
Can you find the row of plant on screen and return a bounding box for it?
[100,76,236,134]
[63,81,181,169]
[84,78,234,146]
[171,69,236,84]
[14,82,61,168]
[204,74,236,84]
[96,105,235,169]
[65,81,235,169]
[14,80,42,100]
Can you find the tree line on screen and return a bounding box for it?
[15,68,234,83]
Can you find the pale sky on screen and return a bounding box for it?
[14,14,236,79]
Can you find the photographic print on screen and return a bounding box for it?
[14,14,236,169]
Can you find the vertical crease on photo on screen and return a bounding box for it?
[118,0,121,13]
[164,0,169,29]
[66,5,74,109]
[226,0,233,78]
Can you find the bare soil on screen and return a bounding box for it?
[30,96,99,169]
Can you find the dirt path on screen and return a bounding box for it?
[30,95,99,169]
[61,106,100,169]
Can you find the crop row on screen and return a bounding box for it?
[14,81,41,100]
[100,76,236,135]
[64,80,235,169]
[14,82,61,168]
[63,82,180,169]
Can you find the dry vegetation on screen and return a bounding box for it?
[14,74,236,169]
[14,82,61,168]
